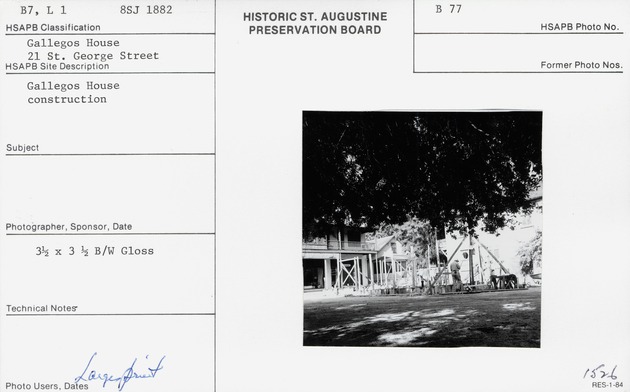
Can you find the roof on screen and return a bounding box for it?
[368,235,395,252]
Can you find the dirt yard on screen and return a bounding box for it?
[304,287,541,347]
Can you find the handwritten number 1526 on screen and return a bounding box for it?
[584,364,618,380]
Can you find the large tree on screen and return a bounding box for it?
[303,111,542,237]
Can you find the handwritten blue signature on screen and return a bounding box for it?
[74,352,165,391]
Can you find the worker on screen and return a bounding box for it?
[490,269,498,289]
[450,259,462,292]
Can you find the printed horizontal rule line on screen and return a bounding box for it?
[7,313,216,316]
[6,232,215,236]
[5,72,214,75]
[414,31,624,35]
[5,32,215,36]
[6,153,215,156]
[413,71,624,74]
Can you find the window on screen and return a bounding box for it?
[347,230,361,243]
[519,214,533,228]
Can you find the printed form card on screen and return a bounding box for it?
[0,1,629,392]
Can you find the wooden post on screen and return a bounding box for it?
[435,231,441,287]
[427,242,431,290]
[334,258,339,289]
[337,253,342,288]
[435,231,440,267]
[468,233,474,284]
[411,246,416,289]
[391,257,397,287]
[477,243,484,284]
[354,257,359,290]
[368,253,374,290]
[380,257,384,286]
[383,257,387,286]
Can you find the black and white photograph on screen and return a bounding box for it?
[303,111,543,348]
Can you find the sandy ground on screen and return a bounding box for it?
[304,287,541,347]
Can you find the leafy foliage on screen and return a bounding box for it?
[303,111,542,237]
[365,218,446,267]
[519,230,542,276]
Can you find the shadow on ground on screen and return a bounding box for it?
[304,287,541,347]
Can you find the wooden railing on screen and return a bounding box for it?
[302,239,375,251]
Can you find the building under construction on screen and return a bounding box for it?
[302,190,542,296]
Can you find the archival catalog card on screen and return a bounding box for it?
[0,1,628,392]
